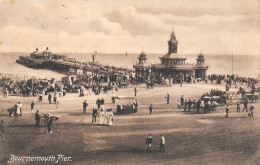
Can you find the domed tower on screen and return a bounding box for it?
[195,51,208,80]
[133,51,151,79]
[168,27,178,53]
[196,52,205,65]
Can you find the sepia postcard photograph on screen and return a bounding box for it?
[0,0,259,164]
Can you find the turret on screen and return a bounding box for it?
[197,52,205,64]
[138,51,147,64]
[168,26,178,53]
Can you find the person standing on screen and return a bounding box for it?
[149,104,153,115]
[83,100,88,114]
[196,99,201,113]
[48,93,52,104]
[39,92,43,103]
[16,102,22,116]
[160,134,165,152]
[225,105,229,118]
[35,110,41,127]
[47,117,53,134]
[133,100,138,112]
[134,87,137,97]
[249,104,255,117]
[237,101,240,112]
[184,99,187,112]
[96,98,101,109]
[188,99,192,112]
[31,100,34,112]
[92,107,97,123]
[146,134,153,152]
[166,93,170,104]
[0,119,6,141]
[101,98,105,110]
[243,99,248,112]
[53,92,57,104]
[99,109,105,125]
[107,109,114,126]
[180,95,184,106]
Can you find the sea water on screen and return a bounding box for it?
[0,52,259,81]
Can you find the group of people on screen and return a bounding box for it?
[48,92,59,104]
[235,99,255,118]
[82,99,113,125]
[34,110,55,134]
[146,134,166,152]
[8,102,22,117]
[96,98,105,109]
[98,108,114,126]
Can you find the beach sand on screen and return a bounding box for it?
[0,82,259,165]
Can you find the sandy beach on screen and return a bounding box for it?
[0,82,259,165]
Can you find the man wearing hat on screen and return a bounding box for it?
[160,134,166,152]
[35,110,41,127]
[92,107,97,123]
[249,104,255,118]
[83,100,88,114]
[225,105,229,118]
[146,134,153,152]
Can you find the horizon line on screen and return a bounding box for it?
[0,51,259,56]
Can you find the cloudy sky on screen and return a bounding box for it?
[0,0,259,55]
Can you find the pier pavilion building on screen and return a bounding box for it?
[133,28,209,83]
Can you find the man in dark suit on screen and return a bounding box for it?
[83,100,88,113]
[92,107,98,123]
[149,104,153,115]
[35,110,41,127]
[146,134,153,152]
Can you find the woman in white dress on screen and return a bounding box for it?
[107,111,113,126]
[99,109,105,125]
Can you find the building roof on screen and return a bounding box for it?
[160,53,187,60]
[133,62,151,69]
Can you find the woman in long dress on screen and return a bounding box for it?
[107,111,113,126]
[99,109,105,125]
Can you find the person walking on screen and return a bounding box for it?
[0,120,6,141]
[39,92,43,103]
[166,93,170,104]
[134,87,137,97]
[225,105,229,118]
[249,104,255,118]
[243,99,248,112]
[196,99,201,113]
[101,98,105,110]
[149,104,153,115]
[188,99,192,112]
[237,101,240,112]
[83,100,88,114]
[184,99,187,112]
[92,107,97,123]
[47,117,53,134]
[31,100,34,112]
[48,93,52,104]
[16,102,22,116]
[35,110,41,127]
[160,134,165,152]
[96,98,101,109]
[146,134,153,152]
[53,92,57,104]
[180,95,184,106]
